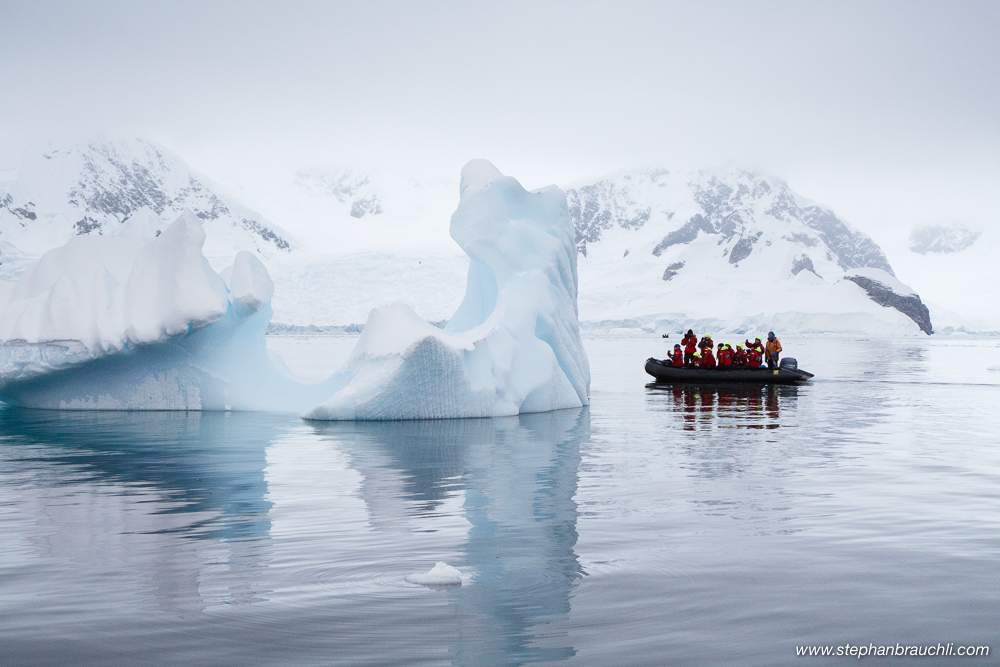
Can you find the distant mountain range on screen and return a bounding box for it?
[6,137,994,334]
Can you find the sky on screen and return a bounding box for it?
[2,0,998,238]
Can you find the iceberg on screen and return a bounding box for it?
[0,211,339,411]
[303,160,590,420]
[0,160,590,420]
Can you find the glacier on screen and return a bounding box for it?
[303,160,590,420]
[0,211,339,411]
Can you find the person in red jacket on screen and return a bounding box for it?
[700,345,716,368]
[717,343,734,368]
[745,337,764,354]
[681,329,698,367]
[746,346,763,368]
[734,345,747,368]
[666,344,684,367]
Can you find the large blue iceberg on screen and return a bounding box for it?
[304,160,591,419]
[0,160,590,419]
[0,212,339,411]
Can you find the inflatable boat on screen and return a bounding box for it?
[645,356,814,385]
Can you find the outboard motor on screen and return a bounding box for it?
[779,357,798,371]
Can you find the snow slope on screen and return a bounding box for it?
[563,168,932,335]
[0,138,291,273]
[0,138,960,334]
[877,224,1000,333]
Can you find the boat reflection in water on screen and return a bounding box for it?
[310,406,589,665]
[645,383,800,431]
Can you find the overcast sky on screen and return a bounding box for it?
[2,0,998,237]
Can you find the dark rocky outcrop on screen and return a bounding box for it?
[350,195,383,218]
[652,214,714,256]
[567,179,652,256]
[845,275,933,334]
[790,254,820,277]
[797,207,895,275]
[662,261,684,281]
[74,217,102,235]
[3,140,291,252]
[728,232,762,264]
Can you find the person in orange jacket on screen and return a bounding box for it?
[765,331,782,370]
[681,329,698,367]
[700,345,716,368]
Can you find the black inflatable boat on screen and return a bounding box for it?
[645,357,814,385]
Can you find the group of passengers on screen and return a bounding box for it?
[666,330,783,370]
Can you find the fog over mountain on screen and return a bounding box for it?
[1,2,996,332]
[1,137,966,335]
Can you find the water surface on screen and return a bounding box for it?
[2,335,999,666]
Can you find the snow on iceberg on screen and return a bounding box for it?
[303,160,590,420]
[0,211,339,411]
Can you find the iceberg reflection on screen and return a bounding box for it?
[311,406,589,665]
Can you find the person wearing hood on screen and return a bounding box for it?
[765,331,783,370]
[717,343,734,368]
[700,344,716,368]
[681,329,698,367]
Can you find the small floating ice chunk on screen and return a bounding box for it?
[405,562,462,587]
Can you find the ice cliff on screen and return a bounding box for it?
[0,212,336,411]
[303,160,590,420]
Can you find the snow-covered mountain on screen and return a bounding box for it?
[564,168,933,335]
[0,139,959,334]
[908,223,981,255]
[0,138,291,274]
[876,223,999,333]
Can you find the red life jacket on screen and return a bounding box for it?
[735,349,747,366]
[718,348,733,366]
[682,334,697,354]
[747,349,762,367]
[701,349,716,368]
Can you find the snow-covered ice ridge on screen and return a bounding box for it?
[562,168,934,335]
[0,212,339,411]
[0,138,291,274]
[303,160,590,420]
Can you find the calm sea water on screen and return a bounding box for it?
[2,335,999,666]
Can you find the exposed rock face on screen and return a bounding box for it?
[845,275,933,334]
[909,224,981,254]
[0,139,290,256]
[566,176,653,257]
[652,214,714,256]
[565,167,895,276]
[662,261,684,281]
[728,232,762,264]
[298,170,385,219]
[791,254,820,277]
